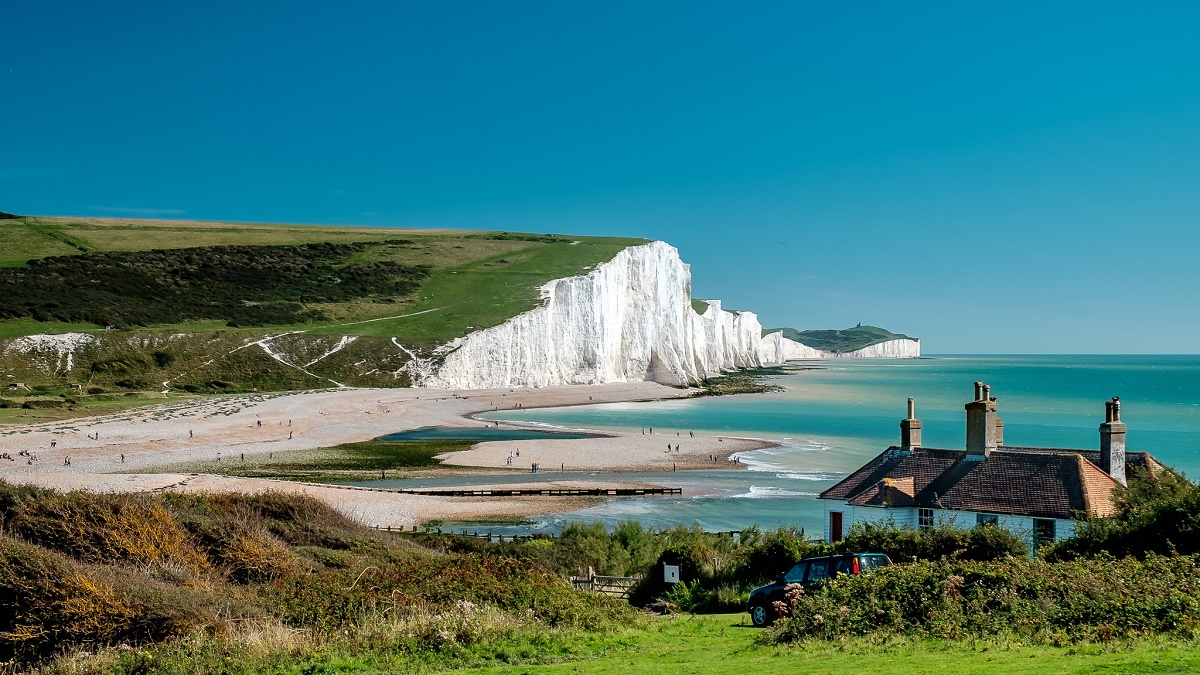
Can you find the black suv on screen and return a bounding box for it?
[748,552,892,627]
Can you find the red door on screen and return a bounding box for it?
[830,511,844,543]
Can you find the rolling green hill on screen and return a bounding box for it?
[0,214,645,402]
[762,325,915,353]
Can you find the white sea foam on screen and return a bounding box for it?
[737,438,832,473]
[734,486,819,499]
[776,472,844,481]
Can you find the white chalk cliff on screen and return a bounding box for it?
[420,241,764,389]
[838,338,921,358]
[419,241,921,389]
[758,332,921,361]
[758,331,826,363]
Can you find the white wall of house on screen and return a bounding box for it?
[822,499,1078,550]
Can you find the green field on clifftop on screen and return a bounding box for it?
[0,215,646,393]
[0,216,644,340]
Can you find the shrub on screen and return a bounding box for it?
[3,488,209,574]
[768,553,1200,644]
[839,520,1027,562]
[1050,471,1200,560]
[21,399,64,409]
[0,536,139,659]
[0,242,432,327]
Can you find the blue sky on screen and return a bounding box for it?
[4,2,1199,353]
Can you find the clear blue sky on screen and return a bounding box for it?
[4,2,1199,353]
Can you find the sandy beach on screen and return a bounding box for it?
[0,383,771,529]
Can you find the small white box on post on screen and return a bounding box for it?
[663,564,680,584]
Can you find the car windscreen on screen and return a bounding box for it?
[856,554,891,570]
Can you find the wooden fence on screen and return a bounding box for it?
[570,574,642,599]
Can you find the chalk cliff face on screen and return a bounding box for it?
[838,338,921,358]
[759,331,825,363]
[420,241,764,389]
[757,332,921,362]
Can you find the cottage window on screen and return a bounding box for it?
[976,513,999,526]
[918,508,934,530]
[1033,518,1056,550]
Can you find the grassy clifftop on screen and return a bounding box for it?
[762,325,916,353]
[0,215,646,397]
[0,215,645,341]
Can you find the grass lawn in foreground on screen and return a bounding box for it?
[452,614,1200,675]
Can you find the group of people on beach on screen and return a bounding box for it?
[2,449,39,464]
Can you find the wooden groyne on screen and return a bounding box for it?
[392,486,683,497]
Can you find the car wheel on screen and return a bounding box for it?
[749,603,773,627]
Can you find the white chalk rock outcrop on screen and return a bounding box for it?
[2,332,98,372]
[420,241,763,389]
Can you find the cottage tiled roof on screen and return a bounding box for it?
[818,446,1154,519]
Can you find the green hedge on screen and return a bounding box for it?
[770,554,1200,644]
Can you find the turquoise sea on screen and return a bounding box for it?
[358,356,1200,535]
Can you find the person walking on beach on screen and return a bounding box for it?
[189,430,193,438]
[120,453,124,463]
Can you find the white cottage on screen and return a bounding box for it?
[818,382,1165,551]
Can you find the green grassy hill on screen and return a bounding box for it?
[762,324,915,353]
[0,215,645,400]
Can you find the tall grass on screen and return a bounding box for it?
[0,482,630,671]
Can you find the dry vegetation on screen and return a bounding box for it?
[0,481,629,672]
